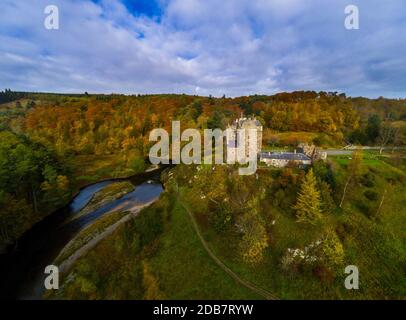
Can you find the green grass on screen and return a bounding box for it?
[195,202,344,299]
[52,194,261,299]
[178,155,406,299]
[148,200,261,299]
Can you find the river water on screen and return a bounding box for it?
[0,170,164,300]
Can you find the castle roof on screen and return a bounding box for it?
[231,116,262,129]
[260,152,311,161]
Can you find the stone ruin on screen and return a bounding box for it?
[297,143,327,161]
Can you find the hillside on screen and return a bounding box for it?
[0,90,405,300]
[50,152,406,299]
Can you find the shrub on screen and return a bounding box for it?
[357,202,374,217]
[132,207,163,249]
[364,190,379,201]
[318,230,345,269]
[128,156,146,173]
[360,172,375,188]
[211,208,232,232]
[239,210,269,264]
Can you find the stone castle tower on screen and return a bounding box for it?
[226,113,263,160]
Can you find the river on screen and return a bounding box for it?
[0,169,164,300]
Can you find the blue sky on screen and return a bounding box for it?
[0,0,405,98]
[121,0,162,17]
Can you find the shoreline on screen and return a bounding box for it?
[0,165,162,255]
[57,198,159,275]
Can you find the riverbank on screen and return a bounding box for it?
[0,161,159,255]
[66,181,135,223]
[0,165,165,299]
[57,199,159,275]
[0,152,156,255]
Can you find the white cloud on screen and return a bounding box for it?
[0,0,405,97]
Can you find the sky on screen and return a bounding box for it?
[0,0,405,98]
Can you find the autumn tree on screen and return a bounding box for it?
[239,208,268,264]
[293,169,323,224]
[318,229,345,268]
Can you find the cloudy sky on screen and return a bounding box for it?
[1,0,405,97]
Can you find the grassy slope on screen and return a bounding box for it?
[53,196,260,299]
[51,152,405,300]
[330,152,406,299]
[180,152,406,299]
[148,200,260,299]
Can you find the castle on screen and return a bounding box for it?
[226,114,263,160]
[225,114,327,168]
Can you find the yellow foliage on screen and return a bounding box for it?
[294,169,323,224]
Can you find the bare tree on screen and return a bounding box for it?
[378,122,396,154]
[340,149,362,208]
[376,188,388,217]
[391,126,405,153]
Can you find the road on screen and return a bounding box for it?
[323,146,404,156]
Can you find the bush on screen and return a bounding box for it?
[128,156,146,173]
[132,207,163,249]
[210,208,232,232]
[357,202,374,217]
[360,172,375,188]
[318,230,345,269]
[364,190,379,201]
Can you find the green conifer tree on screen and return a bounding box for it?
[294,169,323,224]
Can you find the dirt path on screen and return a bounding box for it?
[177,195,279,300]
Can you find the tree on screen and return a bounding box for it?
[318,180,335,213]
[391,126,404,153]
[339,149,362,208]
[378,122,396,154]
[207,110,224,130]
[239,208,268,264]
[366,115,381,144]
[293,169,323,224]
[191,100,203,121]
[127,154,146,173]
[318,230,344,268]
